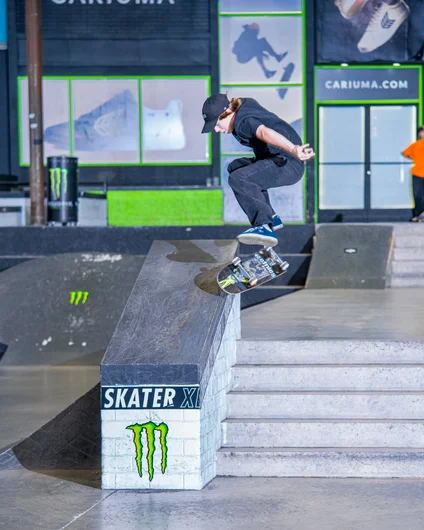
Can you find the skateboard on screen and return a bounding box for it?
[217,247,289,295]
[277,62,294,99]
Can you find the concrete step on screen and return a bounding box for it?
[217,447,424,478]
[232,365,424,392]
[393,224,424,236]
[222,419,424,448]
[394,236,424,248]
[236,340,424,365]
[393,247,424,260]
[389,276,424,287]
[391,261,424,275]
[227,391,424,419]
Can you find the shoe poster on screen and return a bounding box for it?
[19,78,70,165]
[220,15,303,84]
[219,86,303,155]
[141,78,210,164]
[71,79,140,164]
[317,0,424,62]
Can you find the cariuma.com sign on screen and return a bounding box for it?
[51,0,175,4]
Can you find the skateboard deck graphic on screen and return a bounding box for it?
[217,247,289,295]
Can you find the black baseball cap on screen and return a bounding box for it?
[201,94,230,133]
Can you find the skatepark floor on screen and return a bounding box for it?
[2,288,424,528]
[1,471,424,530]
[241,288,424,340]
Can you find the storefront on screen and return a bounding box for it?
[314,65,422,223]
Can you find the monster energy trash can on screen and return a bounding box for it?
[47,156,79,226]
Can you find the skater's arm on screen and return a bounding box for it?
[256,125,315,161]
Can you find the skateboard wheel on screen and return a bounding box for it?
[250,278,258,287]
[232,257,241,266]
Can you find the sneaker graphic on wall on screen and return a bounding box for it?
[44,91,186,152]
[45,90,139,151]
[142,99,186,151]
[334,0,369,19]
[357,0,410,53]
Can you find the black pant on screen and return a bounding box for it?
[227,156,304,226]
[412,175,424,217]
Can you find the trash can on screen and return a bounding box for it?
[47,156,79,226]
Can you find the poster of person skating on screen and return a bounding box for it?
[316,0,424,63]
[220,16,303,84]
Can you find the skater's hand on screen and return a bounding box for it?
[292,144,315,162]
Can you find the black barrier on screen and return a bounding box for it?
[47,156,79,226]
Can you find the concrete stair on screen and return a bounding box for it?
[217,340,424,478]
[390,224,424,287]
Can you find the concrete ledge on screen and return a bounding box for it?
[100,240,241,490]
[101,240,237,390]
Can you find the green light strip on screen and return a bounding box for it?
[301,0,307,223]
[219,12,302,17]
[207,76,213,164]
[221,83,303,87]
[68,78,74,156]
[316,100,420,105]
[138,78,143,164]
[17,77,23,166]
[313,99,318,223]
[315,64,421,70]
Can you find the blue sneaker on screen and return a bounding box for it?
[237,225,278,247]
[45,90,139,152]
[272,214,284,231]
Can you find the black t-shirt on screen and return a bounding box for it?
[232,98,302,163]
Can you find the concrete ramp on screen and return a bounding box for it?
[0,376,100,472]
[306,225,394,289]
[0,253,144,365]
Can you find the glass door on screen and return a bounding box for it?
[369,105,415,211]
[317,104,417,222]
[318,106,365,215]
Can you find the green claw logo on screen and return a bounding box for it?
[49,168,68,201]
[69,291,90,305]
[219,275,236,288]
[127,422,169,482]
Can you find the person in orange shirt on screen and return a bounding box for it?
[402,126,424,221]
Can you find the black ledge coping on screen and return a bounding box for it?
[100,240,238,399]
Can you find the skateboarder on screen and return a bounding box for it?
[201,94,315,247]
[232,22,288,79]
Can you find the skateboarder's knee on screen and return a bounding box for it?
[228,171,241,191]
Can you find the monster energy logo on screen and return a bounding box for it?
[49,167,68,201]
[70,291,90,305]
[127,422,169,481]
